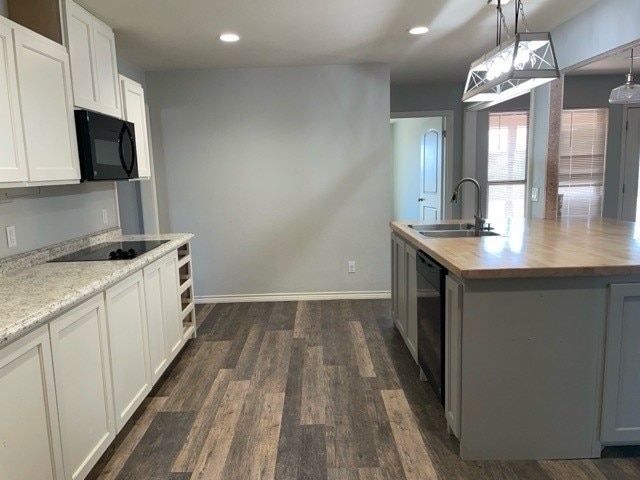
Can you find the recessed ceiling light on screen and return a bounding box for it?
[408,26,429,35]
[219,33,240,43]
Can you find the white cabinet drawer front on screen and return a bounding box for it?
[0,18,27,183]
[0,326,64,480]
[50,294,115,480]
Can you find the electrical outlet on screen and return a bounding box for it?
[6,226,16,248]
[348,261,356,273]
[102,209,108,225]
[531,187,539,202]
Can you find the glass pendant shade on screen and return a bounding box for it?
[463,32,560,109]
[609,74,640,104]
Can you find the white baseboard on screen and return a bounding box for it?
[195,291,391,303]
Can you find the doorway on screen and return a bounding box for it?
[620,107,640,222]
[391,112,453,222]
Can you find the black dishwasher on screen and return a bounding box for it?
[416,250,447,405]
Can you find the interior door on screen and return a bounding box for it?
[419,117,445,222]
[621,108,640,221]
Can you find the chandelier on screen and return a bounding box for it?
[462,0,560,110]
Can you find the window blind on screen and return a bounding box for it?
[487,112,529,218]
[559,108,608,217]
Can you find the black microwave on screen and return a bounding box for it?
[74,110,139,181]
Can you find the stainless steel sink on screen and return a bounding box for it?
[418,230,500,238]
[409,223,475,231]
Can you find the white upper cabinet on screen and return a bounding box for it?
[0,18,27,183]
[13,26,80,183]
[65,0,121,118]
[120,75,151,178]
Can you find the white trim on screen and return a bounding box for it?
[196,291,391,303]
[113,181,121,229]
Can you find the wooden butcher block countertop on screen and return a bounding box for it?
[391,217,640,280]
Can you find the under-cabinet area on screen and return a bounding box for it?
[0,235,195,480]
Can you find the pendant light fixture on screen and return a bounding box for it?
[462,0,560,110]
[609,49,640,104]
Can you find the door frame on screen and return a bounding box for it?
[391,110,455,219]
[618,105,640,221]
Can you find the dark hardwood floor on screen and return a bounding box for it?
[87,300,640,480]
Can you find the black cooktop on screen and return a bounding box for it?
[50,240,170,262]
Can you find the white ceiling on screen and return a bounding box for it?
[569,47,640,76]
[76,0,601,84]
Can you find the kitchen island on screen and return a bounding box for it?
[391,217,640,460]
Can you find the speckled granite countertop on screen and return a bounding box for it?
[0,232,193,348]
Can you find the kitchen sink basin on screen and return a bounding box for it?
[409,223,475,231]
[418,230,500,238]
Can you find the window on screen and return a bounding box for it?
[487,112,529,218]
[559,108,608,217]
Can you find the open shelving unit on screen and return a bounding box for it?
[177,242,196,339]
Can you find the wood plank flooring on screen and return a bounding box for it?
[87,300,640,480]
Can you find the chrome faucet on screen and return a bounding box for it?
[451,178,486,231]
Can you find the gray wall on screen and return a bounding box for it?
[115,56,145,234]
[390,82,463,217]
[147,64,391,298]
[0,0,6,17]
[553,0,640,71]
[0,183,118,258]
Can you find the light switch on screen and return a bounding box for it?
[531,187,539,202]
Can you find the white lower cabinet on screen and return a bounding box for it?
[0,244,195,479]
[144,251,182,383]
[49,294,115,480]
[391,232,417,362]
[105,271,152,432]
[602,283,640,443]
[445,274,463,439]
[0,325,64,480]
